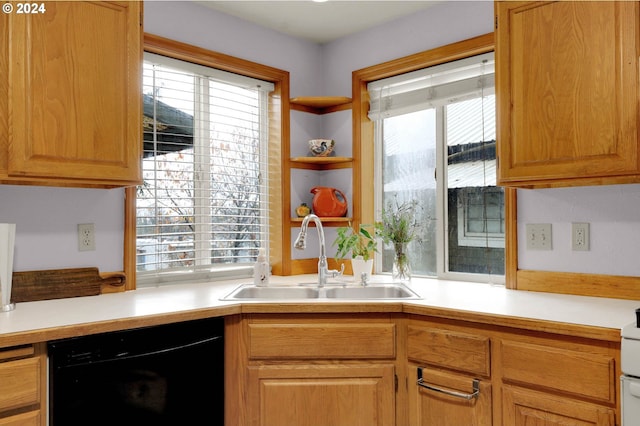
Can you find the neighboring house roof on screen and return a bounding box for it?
[448,159,496,188]
[143,94,194,157]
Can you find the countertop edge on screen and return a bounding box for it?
[1,276,636,348]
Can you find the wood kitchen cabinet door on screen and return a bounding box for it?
[4,1,142,187]
[0,411,41,426]
[502,385,615,426]
[0,344,45,426]
[247,363,395,426]
[408,366,492,426]
[495,1,640,188]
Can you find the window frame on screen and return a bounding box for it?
[352,33,517,287]
[124,34,289,290]
[456,187,505,249]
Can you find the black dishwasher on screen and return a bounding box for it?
[48,316,224,426]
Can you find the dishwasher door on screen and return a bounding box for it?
[621,375,640,425]
[48,317,224,426]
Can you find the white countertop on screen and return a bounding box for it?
[1,275,639,345]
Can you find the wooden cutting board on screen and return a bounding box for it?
[10,267,126,303]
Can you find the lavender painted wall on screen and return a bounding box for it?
[144,1,323,98]
[3,0,639,278]
[517,185,640,277]
[321,1,495,96]
[0,186,124,271]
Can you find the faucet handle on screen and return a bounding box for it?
[330,264,345,279]
[360,272,369,286]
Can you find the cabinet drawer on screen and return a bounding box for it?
[501,340,615,403]
[412,367,493,424]
[0,410,40,426]
[0,357,40,412]
[248,322,396,359]
[407,325,490,377]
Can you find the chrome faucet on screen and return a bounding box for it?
[294,214,343,287]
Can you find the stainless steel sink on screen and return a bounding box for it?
[222,285,319,300]
[221,283,421,300]
[324,284,420,299]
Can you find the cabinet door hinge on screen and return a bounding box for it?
[395,374,398,392]
[495,15,498,29]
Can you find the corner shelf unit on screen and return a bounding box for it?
[286,96,356,275]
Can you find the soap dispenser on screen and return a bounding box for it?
[253,248,269,287]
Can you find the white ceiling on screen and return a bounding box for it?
[198,1,439,44]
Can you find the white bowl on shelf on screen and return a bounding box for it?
[308,139,335,157]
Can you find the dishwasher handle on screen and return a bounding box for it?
[416,367,480,400]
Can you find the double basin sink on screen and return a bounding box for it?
[221,282,421,300]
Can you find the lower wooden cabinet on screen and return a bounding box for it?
[0,411,41,426]
[499,337,617,426]
[502,385,615,426]
[403,316,620,426]
[0,344,45,426]
[406,319,492,425]
[227,313,621,426]
[226,313,398,426]
[248,363,395,426]
[500,339,616,404]
[409,366,492,425]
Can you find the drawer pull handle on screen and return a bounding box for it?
[416,367,480,400]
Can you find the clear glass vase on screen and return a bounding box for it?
[392,242,411,282]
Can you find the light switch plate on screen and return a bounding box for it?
[526,223,552,250]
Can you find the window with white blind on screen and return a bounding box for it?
[137,52,274,284]
[369,52,504,283]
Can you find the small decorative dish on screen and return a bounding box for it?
[308,139,335,157]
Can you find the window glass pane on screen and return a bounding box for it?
[138,57,269,278]
[446,94,504,276]
[380,109,437,276]
[373,52,503,282]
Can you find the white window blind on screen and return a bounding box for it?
[137,52,274,283]
[370,51,503,283]
[368,52,495,120]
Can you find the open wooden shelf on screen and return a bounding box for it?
[289,156,353,170]
[291,217,352,225]
[290,97,352,114]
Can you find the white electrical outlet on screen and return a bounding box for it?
[78,223,95,251]
[525,223,552,250]
[572,222,590,251]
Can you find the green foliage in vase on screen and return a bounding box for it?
[375,198,421,246]
[333,223,378,261]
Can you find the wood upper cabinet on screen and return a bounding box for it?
[1,1,142,187]
[495,1,640,188]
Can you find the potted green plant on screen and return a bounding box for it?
[375,199,421,282]
[333,223,377,282]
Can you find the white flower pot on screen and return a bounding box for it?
[351,256,373,283]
